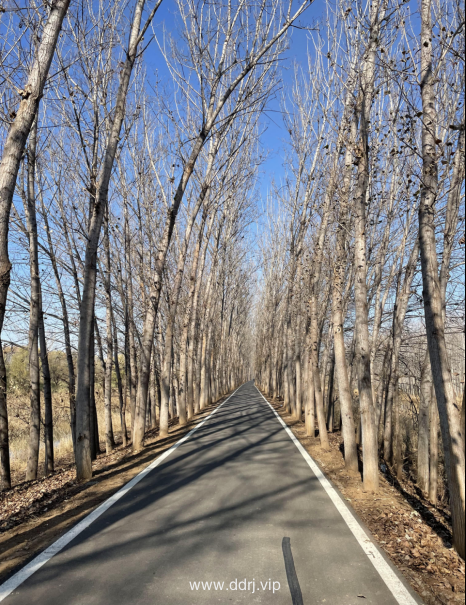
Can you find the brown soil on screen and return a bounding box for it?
[263,394,465,605]
[0,396,228,584]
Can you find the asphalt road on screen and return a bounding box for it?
[2,381,422,605]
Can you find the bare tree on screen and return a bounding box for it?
[74,0,163,481]
[131,0,314,452]
[418,0,465,558]
[0,0,70,490]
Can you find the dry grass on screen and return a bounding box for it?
[8,391,125,485]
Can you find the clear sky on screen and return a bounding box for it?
[143,0,325,203]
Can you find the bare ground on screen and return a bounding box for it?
[0,395,228,584]
[263,393,465,605]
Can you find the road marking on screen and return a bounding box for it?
[256,387,421,605]
[0,386,243,602]
[282,537,304,605]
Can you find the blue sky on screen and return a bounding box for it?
[143,0,324,203]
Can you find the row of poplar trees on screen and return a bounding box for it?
[0,0,309,490]
[255,0,465,560]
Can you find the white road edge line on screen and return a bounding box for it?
[0,385,243,602]
[256,386,420,605]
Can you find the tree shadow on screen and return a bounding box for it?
[0,395,235,557]
[2,383,337,604]
[383,467,453,547]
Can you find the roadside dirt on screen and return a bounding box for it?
[0,395,228,584]
[263,393,465,605]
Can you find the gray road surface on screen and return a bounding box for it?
[2,381,422,605]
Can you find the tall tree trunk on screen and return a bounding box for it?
[305,337,316,438]
[194,330,203,414]
[200,326,209,411]
[123,203,138,429]
[285,293,295,415]
[462,389,465,459]
[393,383,403,482]
[206,323,214,406]
[376,343,391,450]
[128,287,138,427]
[24,120,41,482]
[353,139,379,491]
[104,217,115,454]
[150,351,158,429]
[294,300,303,421]
[159,320,175,438]
[179,210,207,420]
[351,0,388,492]
[310,320,330,450]
[89,326,97,461]
[429,386,439,504]
[297,336,305,411]
[419,0,465,558]
[326,351,335,433]
[75,0,162,480]
[153,354,161,429]
[159,164,214,438]
[113,319,127,447]
[41,196,76,455]
[417,351,431,494]
[124,308,131,443]
[332,264,358,473]
[39,305,53,475]
[308,208,335,450]
[384,247,418,466]
[0,0,70,490]
[331,109,359,474]
[0,345,10,490]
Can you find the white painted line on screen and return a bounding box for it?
[256,387,420,605]
[0,385,243,602]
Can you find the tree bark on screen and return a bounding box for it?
[384,240,419,466]
[41,196,76,456]
[113,319,127,447]
[159,149,217,438]
[294,291,303,421]
[429,385,439,504]
[24,121,41,482]
[417,351,431,494]
[179,210,208,420]
[326,351,335,433]
[419,0,465,558]
[104,216,115,454]
[39,304,53,475]
[0,0,70,491]
[331,107,359,474]
[150,350,158,429]
[393,384,403,482]
[305,333,316,438]
[75,0,162,480]
[127,261,138,428]
[332,268,358,473]
[351,0,388,492]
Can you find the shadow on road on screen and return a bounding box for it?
[5,382,334,604]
